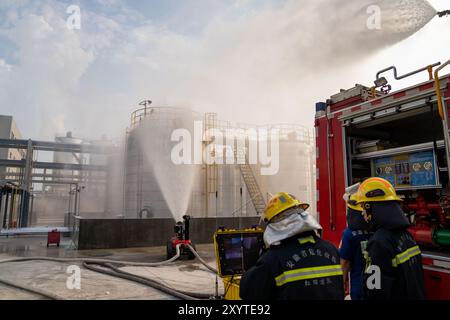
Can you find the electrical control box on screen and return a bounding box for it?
[213,227,265,277]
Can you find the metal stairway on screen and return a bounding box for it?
[235,148,266,215]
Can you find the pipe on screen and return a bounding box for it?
[434,59,450,120]
[376,62,441,82]
[434,229,450,246]
[183,215,190,240]
[434,59,450,187]
[3,190,9,229]
[325,105,334,231]
[408,226,434,246]
[428,65,434,80]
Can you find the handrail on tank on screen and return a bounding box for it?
[130,106,201,129]
[130,107,313,141]
[434,59,450,120]
[204,118,314,141]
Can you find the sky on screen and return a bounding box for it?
[0,0,449,141]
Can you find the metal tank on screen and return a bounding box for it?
[80,137,112,217]
[124,108,315,220]
[254,126,316,217]
[53,132,84,169]
[202,113,257,218]
[124,107,204,220]
[51,131,85,195]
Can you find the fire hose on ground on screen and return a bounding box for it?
[186,244,218,274]
[82,261,210,300]
[0,244,220,300]
[0,276,67,300]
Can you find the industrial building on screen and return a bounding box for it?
[0,115,28,230]
[0,120,118,233]
[0,116,25,181]
[31,132,118,227]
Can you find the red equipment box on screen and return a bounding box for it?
[47,229,60,247]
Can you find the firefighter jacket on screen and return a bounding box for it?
[240,231,345,300]
[362,202,426,300]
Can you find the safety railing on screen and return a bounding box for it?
[434,59,450,120]
[130,106,202,129]
[434,59,450,186]
[130,107,314,143]
[369,62,442,99]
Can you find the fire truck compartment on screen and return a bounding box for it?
[344,106,448,191]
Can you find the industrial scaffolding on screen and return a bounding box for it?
[0,138,117,231]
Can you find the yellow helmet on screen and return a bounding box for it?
[263,192,310,223]
[356,177,402,204]
[347,193,363,212]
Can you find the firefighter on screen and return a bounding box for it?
[339,188,372,300]
[355,177,426,300]
[240,192,345,300]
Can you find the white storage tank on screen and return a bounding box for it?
[255,126,316,216]
[124,107,204,221]
[54,131,84,168]
[123,108,315,221]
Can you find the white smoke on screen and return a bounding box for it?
[0,0,444,140]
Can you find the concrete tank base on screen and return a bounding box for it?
[77,217,261,250]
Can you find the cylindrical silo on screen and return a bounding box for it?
[202,115,257,218]
[255,125,316,216]
[124,107,204,222]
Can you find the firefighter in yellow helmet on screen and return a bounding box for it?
[339,185,372,300]
[356,177,425,300]
[240,192,345,300]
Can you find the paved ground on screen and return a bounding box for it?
[0,235,222,300]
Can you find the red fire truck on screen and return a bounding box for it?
[315,60,450,299]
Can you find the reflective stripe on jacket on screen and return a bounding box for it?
[275,264,343,287]
[363,229,426,300]
[240,232,345,300]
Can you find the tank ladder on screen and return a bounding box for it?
[234,148,266,216]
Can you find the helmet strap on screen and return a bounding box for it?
[363,203,373,221]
